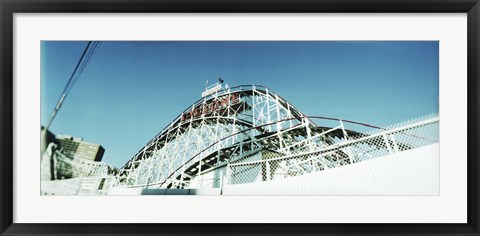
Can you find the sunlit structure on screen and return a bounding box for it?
[109,84,439,195]
[40,83,439,195]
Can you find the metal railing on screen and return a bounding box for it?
[41,143,115,181]
[226,116,439,185]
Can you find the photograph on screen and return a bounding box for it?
[40,41,439,196]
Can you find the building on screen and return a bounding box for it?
[41,132,114,193]
[55,134,105,162]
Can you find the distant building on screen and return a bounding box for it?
[56,134,105,162]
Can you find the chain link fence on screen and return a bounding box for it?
[227,116,439,185]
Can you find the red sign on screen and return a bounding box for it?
[181,93,240,121]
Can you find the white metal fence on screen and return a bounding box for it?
[41,176,116,195]
[226,116,439,185]
[41,143,114,181]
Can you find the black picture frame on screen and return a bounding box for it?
[1,1,479,235]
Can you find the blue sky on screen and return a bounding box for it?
[41,41,439,168]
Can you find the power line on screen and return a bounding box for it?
[44,41,101,130]
[66,41,101,95]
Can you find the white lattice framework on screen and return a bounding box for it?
[117,85,307,187]
[117,84,432,189]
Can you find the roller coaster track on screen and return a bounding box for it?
[115,84,438,189]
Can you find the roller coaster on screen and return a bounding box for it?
[40,41,439,195]
[112,83,439,191]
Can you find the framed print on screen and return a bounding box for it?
[39,40,441,197]
[1,0,479,236]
